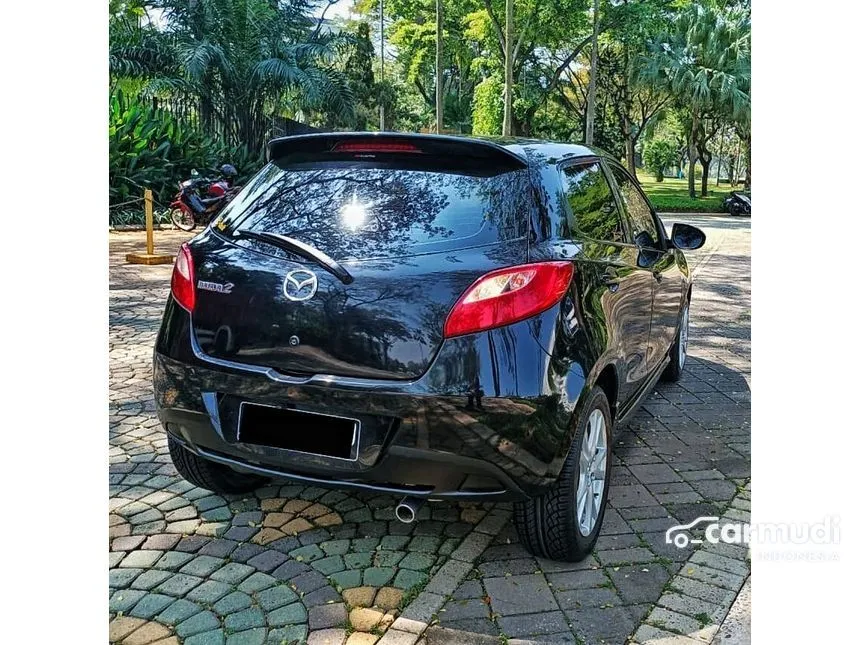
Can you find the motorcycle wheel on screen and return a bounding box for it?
[171,208,196,232]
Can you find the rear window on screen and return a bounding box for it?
[215,161,531,260]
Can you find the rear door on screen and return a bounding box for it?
[188,137,534,380]
[558,160,654,404]
[606,162,686,373]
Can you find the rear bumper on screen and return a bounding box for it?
[154,300,593,500]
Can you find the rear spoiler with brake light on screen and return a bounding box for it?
[266,132,528,173]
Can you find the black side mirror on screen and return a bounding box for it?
[671,223,706,250]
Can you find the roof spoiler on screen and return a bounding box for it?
[266,132,527,171]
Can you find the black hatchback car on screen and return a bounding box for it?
[154,133,705,561]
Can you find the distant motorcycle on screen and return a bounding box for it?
[170,164,241,231]
[723,191,751,217]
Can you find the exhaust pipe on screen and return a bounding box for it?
[395,496,424,524]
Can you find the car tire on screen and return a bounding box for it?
[168,436,267,494]
[662,300,690,382]
[513,386,612,562]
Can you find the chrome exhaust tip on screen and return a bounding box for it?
[395,496,424,524]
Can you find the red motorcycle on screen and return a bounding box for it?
[170,164,241,231]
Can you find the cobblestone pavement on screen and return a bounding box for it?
[109,215,750,645]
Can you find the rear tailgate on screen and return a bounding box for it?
[189,134,534,380]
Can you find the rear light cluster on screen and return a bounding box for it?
[443,262,574,338]
[171,243,196,312]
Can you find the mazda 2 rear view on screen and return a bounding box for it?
[154,133,705,561]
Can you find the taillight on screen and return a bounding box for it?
[171,243,196,312]
[443,262,574,338]
[332,140,422,154]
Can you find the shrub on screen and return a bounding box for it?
[108,90,264,214]
[642,139,677,182]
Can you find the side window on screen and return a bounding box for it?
[561,163,626,244]
[609,164,660,249]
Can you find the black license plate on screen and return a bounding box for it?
[238,403,359,460]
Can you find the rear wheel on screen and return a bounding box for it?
[168,436,266,494]
[171,207,196,231]
[662,301,689,382]
[514,386,612,561]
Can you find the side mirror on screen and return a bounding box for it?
[671,223,706,250]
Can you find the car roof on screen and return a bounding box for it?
[468,135,607,167]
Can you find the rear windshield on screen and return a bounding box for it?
[215,161,531,260]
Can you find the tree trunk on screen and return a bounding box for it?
[435,0,443,133]
[687,111,698,198]
[625,133,637,179]
[743,132,751,190]
[700,153,711,197]
[584,0,600,145]
[502,0,513,136]
[715,126,725,186]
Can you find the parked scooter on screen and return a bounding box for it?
[722,191,751,217]
[170,164,241,231]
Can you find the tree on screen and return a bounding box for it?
[640,2,751,197]
[643,139,676,181]
[110,0,354,152]
[436,0,444,132]
[584,0,599,145]
[502,0,514,135]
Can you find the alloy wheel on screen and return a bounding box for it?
[679,306,689,371]
[576,408,608,536]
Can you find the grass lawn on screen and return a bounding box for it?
[638,175,737,213]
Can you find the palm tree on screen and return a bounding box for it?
[640,3,750,198]
[110,0,354,152]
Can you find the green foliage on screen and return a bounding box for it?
[639,176,730,212]
[643,139,677,181]
[109,90,263,209]
[472,75,504,135]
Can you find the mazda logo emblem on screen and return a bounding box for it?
[283,269,318,301]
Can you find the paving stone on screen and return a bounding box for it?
[350,607,385,631]
[689,550,749,577]
[680,562,746,591]
[130,569,174,591]
[304,585,344,607]
[180,555,227,577]
[645,606,703,635]
[545,569,607,591]
[554,586,621,610]
[483,575,558,615]
[113,535,146,551]
[330,569,363,590]
[156,573,204,597]
[156,598,201,625]
[213,591,254,615]
[237,572,279,594]
[307,628,348,645]
[496,610,569,637]
[120,550,163,568]
[267,625,309,644]
[392,569,428,591]
[110,589,147,613]
[597,547,657,566]
[632,624,702,644]
[226,628,266,645]
[109,616,147,642]
[292,570,329,594]
[308,602,348,630]
[186,580,233,604]
[256,585,299,611]
[345,552,374,569]
[211,562,255,585]
[607,564,672,604]
[565,604,649,644]
[439,598,489,621]
[343,586,378,608]
[246,550,289,572]
[364,567,396,587]
[122,620,172,645]
[224,606,266,631]
[313,555,346,575]
[629,463,682,484]
[130,593,174,619]
[184,629,225,645]
[374,587,404,610]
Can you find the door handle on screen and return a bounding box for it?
[653,271,663,282]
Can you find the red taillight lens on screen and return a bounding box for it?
[332,140,422,154]
[443,262,574,338]
[171,243,196,312]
